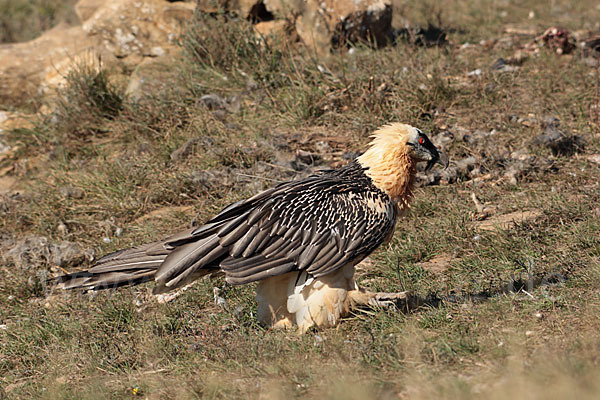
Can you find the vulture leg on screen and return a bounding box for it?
[346,288,422,311]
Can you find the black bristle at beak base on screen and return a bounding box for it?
[425,152,449,171]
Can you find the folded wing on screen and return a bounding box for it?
[153,166,397,292]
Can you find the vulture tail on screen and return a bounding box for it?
[51,242,169,291]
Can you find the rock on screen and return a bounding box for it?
[81,0,195,59]
[199,0,393,53]
[75,0,105,23]
[201,94,227,110]
[200,93,241,113]
[197,0,257,17]
[510,148,534,162]
[149,46,165,57]
[58,185,85,199]
[328,0,393,49]
[2,236,93,270]
[0,0,196,108]
[0,111,36,131]
[0,25,99,107]
[254,20,289,39]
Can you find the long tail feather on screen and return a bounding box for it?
[51,242,168,291]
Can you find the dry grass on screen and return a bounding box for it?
[0,0,78,44]
[1,0,600,398]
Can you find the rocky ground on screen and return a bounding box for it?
[1,0,600,398]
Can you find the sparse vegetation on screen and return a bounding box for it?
[1,1,600,399]
[0,0,78,43]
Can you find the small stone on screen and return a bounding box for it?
[59,185,85,199]
[511,149,533,161]
[57,222,68,236]
[201,94,227,110]
[149,46,164,57]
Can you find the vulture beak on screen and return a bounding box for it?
[425,149,449,171]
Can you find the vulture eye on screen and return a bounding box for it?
[418,137,424,145]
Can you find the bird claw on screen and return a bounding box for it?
[368,291,409,308]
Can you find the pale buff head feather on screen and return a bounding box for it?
[357,123,423,208]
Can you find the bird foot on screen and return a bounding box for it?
[367,291,410,308]
[347,288,412,311]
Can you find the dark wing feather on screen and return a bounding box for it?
[54,161,397,293]
[152,161,397,290]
